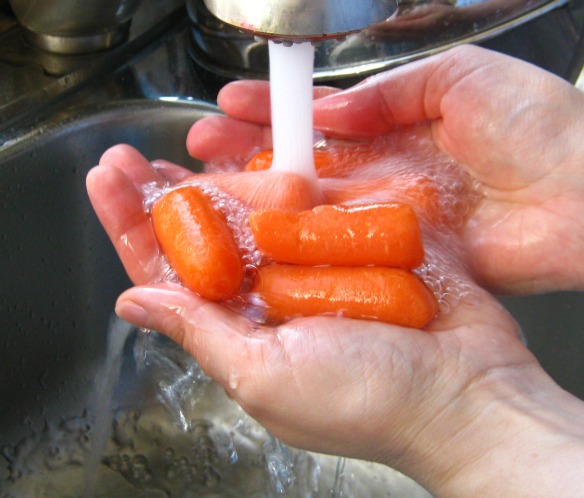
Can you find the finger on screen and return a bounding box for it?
[99,144,160,186]
[186,115,272,162]
[217,80,340,125]
[217,80,271,123]
[86,165,165,284]
[115,283,272,390]
[101,144,194,186]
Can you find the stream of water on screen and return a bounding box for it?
[268,41,318,183]
[84,316,134,498]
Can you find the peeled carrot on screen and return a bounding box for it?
[251,264,438,328]
[151,186,243,300]
[249,203,424,268]
[245,148,382,178]
[244,150,273,172]
[245,149,441,223]
[209,170,322,211]
[322,176,440,224]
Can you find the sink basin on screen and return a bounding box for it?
[0,99,582,496]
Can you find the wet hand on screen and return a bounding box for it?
[200,45,584,294]
[86,145,584,498]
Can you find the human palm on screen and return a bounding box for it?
[87,144,530,487]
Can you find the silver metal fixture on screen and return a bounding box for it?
[202,0,399,40]
[189,0,570,81]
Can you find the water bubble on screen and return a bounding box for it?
[131,454,153,484]
[227,369,241,391]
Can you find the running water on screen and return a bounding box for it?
[268,41,318,183]
[267,41,348,498]
[84,316,134,498]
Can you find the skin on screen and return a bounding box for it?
[87,45,584,496]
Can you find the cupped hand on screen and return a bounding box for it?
[86,145,584,497]
[192,45,584,294]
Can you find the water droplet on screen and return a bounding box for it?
[228,369,241,390]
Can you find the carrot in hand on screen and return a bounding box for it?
[210,170,322,211]
[244,147,382,178]
[322,176,441,225]
[152,186,243,300]
[245,149,337,175]
[245,149,442,223]
[251,264,438,328]
[249,203,424,268]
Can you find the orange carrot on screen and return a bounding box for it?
[151,186,243,300]
[322,176,441,224]
[251,264,438,328]
[209,170,322,211]
[249,203,424,268]
[245,149,441,223]
[244,150,273,172]
[245,148,382,178]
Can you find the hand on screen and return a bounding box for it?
[197,45,584,294]
[87,140,584,497]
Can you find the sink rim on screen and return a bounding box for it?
[0,98,221,158]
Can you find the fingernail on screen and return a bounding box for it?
[116,300,150,327]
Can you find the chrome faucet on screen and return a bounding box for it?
[202,0,399,41]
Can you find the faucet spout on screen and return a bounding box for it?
[202,0,398,41]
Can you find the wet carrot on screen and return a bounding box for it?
[251,264,438,328]
[151,186,243,300]
[245,149,441,223]
[249,203,424,268]
[244,150,273,172]
[210,170,322,211]
[322,176,441,225]
[245,148,381,178]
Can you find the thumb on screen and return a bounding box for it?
[115,283,270,391]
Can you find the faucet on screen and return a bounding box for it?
[202,0,399,42]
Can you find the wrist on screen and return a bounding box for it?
[393,364,584,497]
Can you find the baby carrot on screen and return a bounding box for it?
[249,203,424,268]
[251,264,438,328]
[151,186,243,300]
[210,170,322,211]
[244,150,273,172]
[245,148,381,178]
[322,176,441,225]
[245,149,441,223]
